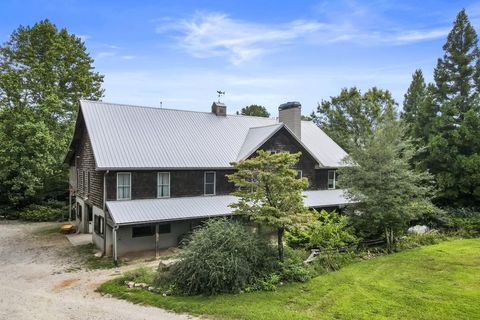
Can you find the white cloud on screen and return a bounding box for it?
[155,11,450,65]
[77,34,90,42]
[120,55,136,60]
[156,12,325,65]
[96,51,116,58]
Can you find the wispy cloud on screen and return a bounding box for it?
[155,10,450,65]
[156,12,325,65]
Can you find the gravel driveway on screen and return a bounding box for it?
[0,221,196,320]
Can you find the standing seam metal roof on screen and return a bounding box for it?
[106,189,351,225]
[79,100,348,169]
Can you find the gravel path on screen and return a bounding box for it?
[0,221,196,320]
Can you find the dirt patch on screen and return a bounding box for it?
[0,221,197,320]
[51,278,81,292]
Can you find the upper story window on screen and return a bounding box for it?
[296,170,303,179]
[204,171,216,195]
[327,170,336,189]
[157,172,170,198]
[117,172,131,200]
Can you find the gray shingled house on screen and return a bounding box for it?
[65,100,350,261]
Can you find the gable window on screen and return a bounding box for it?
[117,172,131,200]
[296,170,303,179]
[132,225,155,238]
[204,171,216,195]
[328,170,336,189]
[94,215,104,236]
[157,172,170,198]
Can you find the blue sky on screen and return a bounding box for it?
[1,0,479,115]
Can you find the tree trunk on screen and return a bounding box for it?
[277,227,285,262]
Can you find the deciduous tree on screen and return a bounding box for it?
[227,151,309,261]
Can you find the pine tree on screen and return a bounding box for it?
[402,69,427,138]
[427,9,480,206]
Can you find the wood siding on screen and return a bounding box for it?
[74,126,103,208]
[106,170,236,201]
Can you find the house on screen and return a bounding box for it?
[65,100,350,261]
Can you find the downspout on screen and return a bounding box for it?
[102,170,109,256]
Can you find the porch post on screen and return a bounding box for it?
[155,224,160,258]
[113,226,118,265]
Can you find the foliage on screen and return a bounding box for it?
[0,20,103,206]
[227,150,309,261]
[237,104,270,117]
[315,87,397,152]
[402,10,480,207]
[167,219,278,296]
[286,210,357,251]
[98,239,480,320]
[447,207,480,237]
[309,210,357,250]
[339,119,435,250]
[409,201,453,230]
[18,204,64,221]
[312,251,358,274]
[395,231,447,251]
[279,247,312,282]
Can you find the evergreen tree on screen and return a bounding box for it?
[0,20,103,206]
[426,9,480,206]
[402,69,427,138]
[339,119,434,250]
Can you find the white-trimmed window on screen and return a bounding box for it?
[117,172,131,200]
[157,172,170,198]
[327,170,336,189]
[204,171,216,195]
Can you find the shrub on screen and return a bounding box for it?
[280,247,313,282]
[312,251,358,274]
[309,210,358,250]
[168,218,278,295]
[285,229,311,249]
[19,204,64,221]
[448,208,480,237]
[409,201,453,230]
[395,231,447,251]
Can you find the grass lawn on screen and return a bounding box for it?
[98,238,480,320]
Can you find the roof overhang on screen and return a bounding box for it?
[106,189,352,226]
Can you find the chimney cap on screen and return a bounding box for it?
[279,101,301,111]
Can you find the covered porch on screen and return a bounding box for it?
[105,189,352,262]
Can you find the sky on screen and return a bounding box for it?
[1,0,479,116]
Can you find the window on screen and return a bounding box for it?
[94,215,105,235]
[117,172,131,200]
[328,170,336,189]
[204,171,216,195]
[82,170,86,193]
[158,223,171,234]
[132,225,155,238]
[157,172,170,198]
[296,170,303,179]
[76,203,82,220]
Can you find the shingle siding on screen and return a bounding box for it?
[75,129,103,208]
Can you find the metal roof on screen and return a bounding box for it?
[236,124,282,161]
[79,100,348,169]
[106,189,351,225]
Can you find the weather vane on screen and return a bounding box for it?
[217,90,225,102]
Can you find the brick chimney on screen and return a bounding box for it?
[211,101,227,116]
[279,101,301,138]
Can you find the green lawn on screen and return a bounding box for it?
[98,239,480,320]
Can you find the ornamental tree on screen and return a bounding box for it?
[227,150,309,261]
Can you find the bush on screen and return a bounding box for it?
[280,247,313,282]
[167,219,278,295]
[409,201,453,230]
[286,210,357,250]
[19,204,64,221]
[312,251,358,274]
[395,231,447,251]
[309,210,358,250]
[448,208,480,237]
